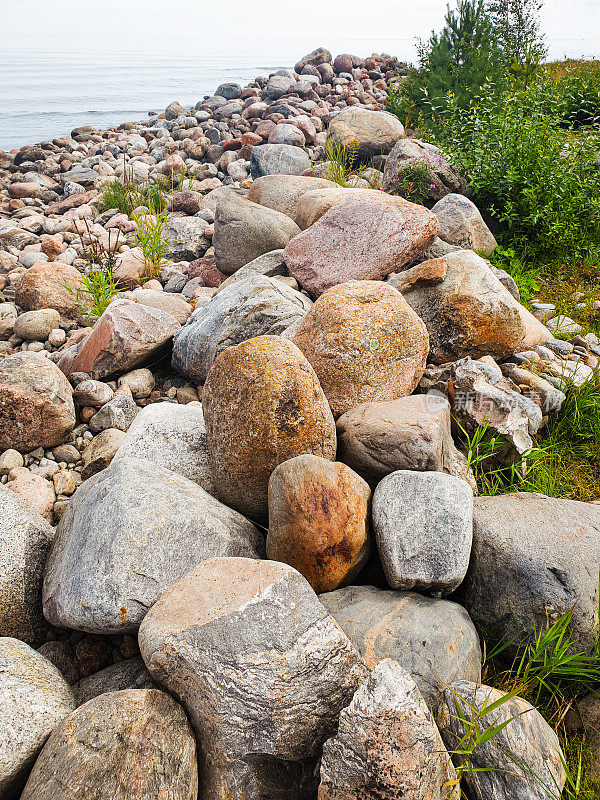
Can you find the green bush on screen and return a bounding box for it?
[387,156,437,204]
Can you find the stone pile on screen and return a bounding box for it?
[1,46,598,798]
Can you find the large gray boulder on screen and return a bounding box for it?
[20,689,198,800]
[327,107,405,160]
[247,175,336,226]
[432,193,497,255]
[0,485,54,645]
[112,402,215,494]
[373,470,474,596]
[213,193,301,274]
[438,681,565,800]
[172,275,312,383]
[215,249,287,293]
[460,494,600,653]
[139,558,367,800]
[319,585,481,709]
[319,659,458,800]
[74,658,155,706]
[0,638,76,799]
[42,457,264,634]
[250,144,311,179]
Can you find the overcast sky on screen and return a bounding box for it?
[1,0,598,59]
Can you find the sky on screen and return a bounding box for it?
[1,0,599,60]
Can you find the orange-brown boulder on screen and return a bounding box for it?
[293,281,429,418]
[202,335,336,523]
[267,454,371,593]
[15,261,85,317]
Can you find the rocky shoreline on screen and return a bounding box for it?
[0,47,599,799]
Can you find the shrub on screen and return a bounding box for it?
[388,156,437,204]
[132,210,170,279]
[66,219,123,318]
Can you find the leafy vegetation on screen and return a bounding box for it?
[66,219,123,319]
[387,155,437,204]
[316,138,369,187]
[132,210,170,279]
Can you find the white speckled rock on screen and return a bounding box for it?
[0,638,75,799]
[139,557,367,800]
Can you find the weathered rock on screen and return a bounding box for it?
[20,689,198,800]
[73,379,114,407]
[166,214,210,261]
[293,281,429,418]
[81,428,126,478]
[8,470,56,522]
[438,681,565,800]
[432,193,498,255]
[43,457,264,634]
[0,486,54,645]
[139,557,367,800]
[327,107,405,160]
[420,357,543,458]
[74,658,155,706]
[0,638,75,799]
[15,261,85,318]
[113,402,215,493]
[295,47,333,72]
[129,288,193,324]
[461,494,600,653]
[113,247,145,286]
[382,138,467,200]
[58,298,180,379]
[250,143,311,179]
[213,193,300,275]
[373,470,473,595]
[500,363,566,414]
[203,335,337,523]
[13,309,60,341]
[0,352,76,452]
[216,249,287,293]
[320,586,481,709]
[117,367,155,398]
[319,659,458,800]
[336,394,470,486]
[88,393,138,433]
[284,192,438,297]
[248,174,337,226]
[293,186,376,229]
[402,250,549,363]
[172,275,311,383]
[267,455,371,593]
[387,257,448,293]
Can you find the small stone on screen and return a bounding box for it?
[88,394,139,433]
[117,368,155,399]
[52,469,79,496]
[82,428,126,479]
[74,658,155,706]
[73,379,114,407]
[0,448,24,475]
[13,309,61,341]
[51,444,81,464]
[8,471,56,522]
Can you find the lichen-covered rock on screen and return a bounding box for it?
[214,192,300,275]
[113,402,214,493]
[327,107,405,159]
[172,275,311,383]
[267,454,371,593]
[15,261,85,317]
[202,335,337,523]
[438,681,565,800]
[139,558,367,800]
[320,585,481,709]
[0,638,76,799]
[461,494,600,654]
[0,352,76,452]
[43,457,264,634]
[284,192,438,298]
[318,659,458,800]
[0,486,54,645]
[20,689,198,800]
[58,298,180,380]
[293,281,429,418]
[373,470,473,595]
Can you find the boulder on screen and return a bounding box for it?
[166,214,210,261]
[402,250,549,363]
[74,658,155,706]
[42,457,264,634]
[373,470,473,595]
[216,249,287,293]
[438,681,565,800]
[249,144,311,179]
[248,175,336,226]
[113,402,214,493]
[327,107,406,160]
[293,281,429,418]
[128,288,193,325]
[0,352,76,452]
[15,261,85,317]
[20,689,198,800]
[432,193,498,255]
[0,638,75,799]
[202,336,337,523]
[460,493,600,654]
[88,393,138,433]
[58,298,180,380]
[387,256,448,293]
[267,455,371,593]
[382,138,467,201]
[319,659,458,800]
[294,186,376,229]
[295,47,333,72]
[0,486,54,645]
[320,585,481,709]
[13,309,60,341]
[336,394,470,486]
[139,558,367,800]
[284,192,438,297]
[213,193,300,275]
[268,123,305,147]
[172,275,312,383]
[8,470,56,522]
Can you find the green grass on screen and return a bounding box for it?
[100,171,168,217]
[132,210,170,279]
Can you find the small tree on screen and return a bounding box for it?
[487,0,547,85]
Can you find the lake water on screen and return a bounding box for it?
[0,38,598,152]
